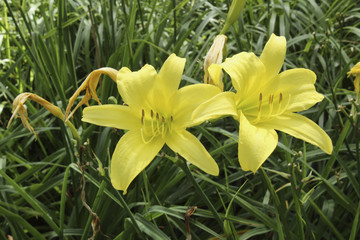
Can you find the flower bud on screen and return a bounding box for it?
[221,0,246,34]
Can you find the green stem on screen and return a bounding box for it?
[65,120,80,141]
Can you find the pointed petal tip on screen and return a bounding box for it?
[111,179,129,195]
[208,165,220,176]
[240,161,261,174]
[322,137,333,155]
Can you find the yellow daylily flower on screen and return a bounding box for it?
[82,54,234,193]
[347,62,360,97]
[193,34,333,173]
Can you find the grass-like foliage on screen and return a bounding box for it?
[1,0,360,239]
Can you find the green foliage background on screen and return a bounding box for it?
[1,0,360,239]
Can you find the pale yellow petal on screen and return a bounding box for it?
[116,65,157,112]
[191,91,238,127]
[221,52,266,99]
[264,68,324,112]
[157,54,186,95]
[82,105,139,130]
[238,112,278,173]
[260,34,286,79]
[149,54,186,113]
[171,84,222,128]
[110,130,165,193]
[208,63,224,90]
[166,130,219,175]
[259,113,333,154]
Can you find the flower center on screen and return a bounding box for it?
[140,108,173,143]
[251,91,291,124]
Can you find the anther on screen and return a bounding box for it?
[258,93,263,112]
[141,109,145,124]
[171,116,173,122]
[151,109,154,118]
[156,112,159,120]
[279,93,283,103]
[162,116,165,123]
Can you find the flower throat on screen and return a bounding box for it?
[252,91,291,124]
[140,108,173,143]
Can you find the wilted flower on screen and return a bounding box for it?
[204,35,227,90]
[7,93,78,140]
[65,67,118,121]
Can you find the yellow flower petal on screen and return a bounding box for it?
[259,113,333,154]
[221,52,266,97]
[157,54,186,95]
[82,105,139,130]
[166,130,219,176]
[172,84,221,128]
[238,112,278,173]
[117,65,157,112]
[259,34,286,79]
[208,63,224,91]
[191,91,238,127]
[110,130,165,193]
[149,54,186,113]
[264,68,324,112]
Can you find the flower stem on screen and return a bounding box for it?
[65,120,80,141]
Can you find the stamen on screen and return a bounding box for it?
[268,95,274,116]
[140,109,173,141]
[141,109,145,125]
[253,92,263,124]
[156,112,160,134]
[161,116,165,138]
[140,128,154,144]
[169,115,174,133]
[258,93,262,112]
